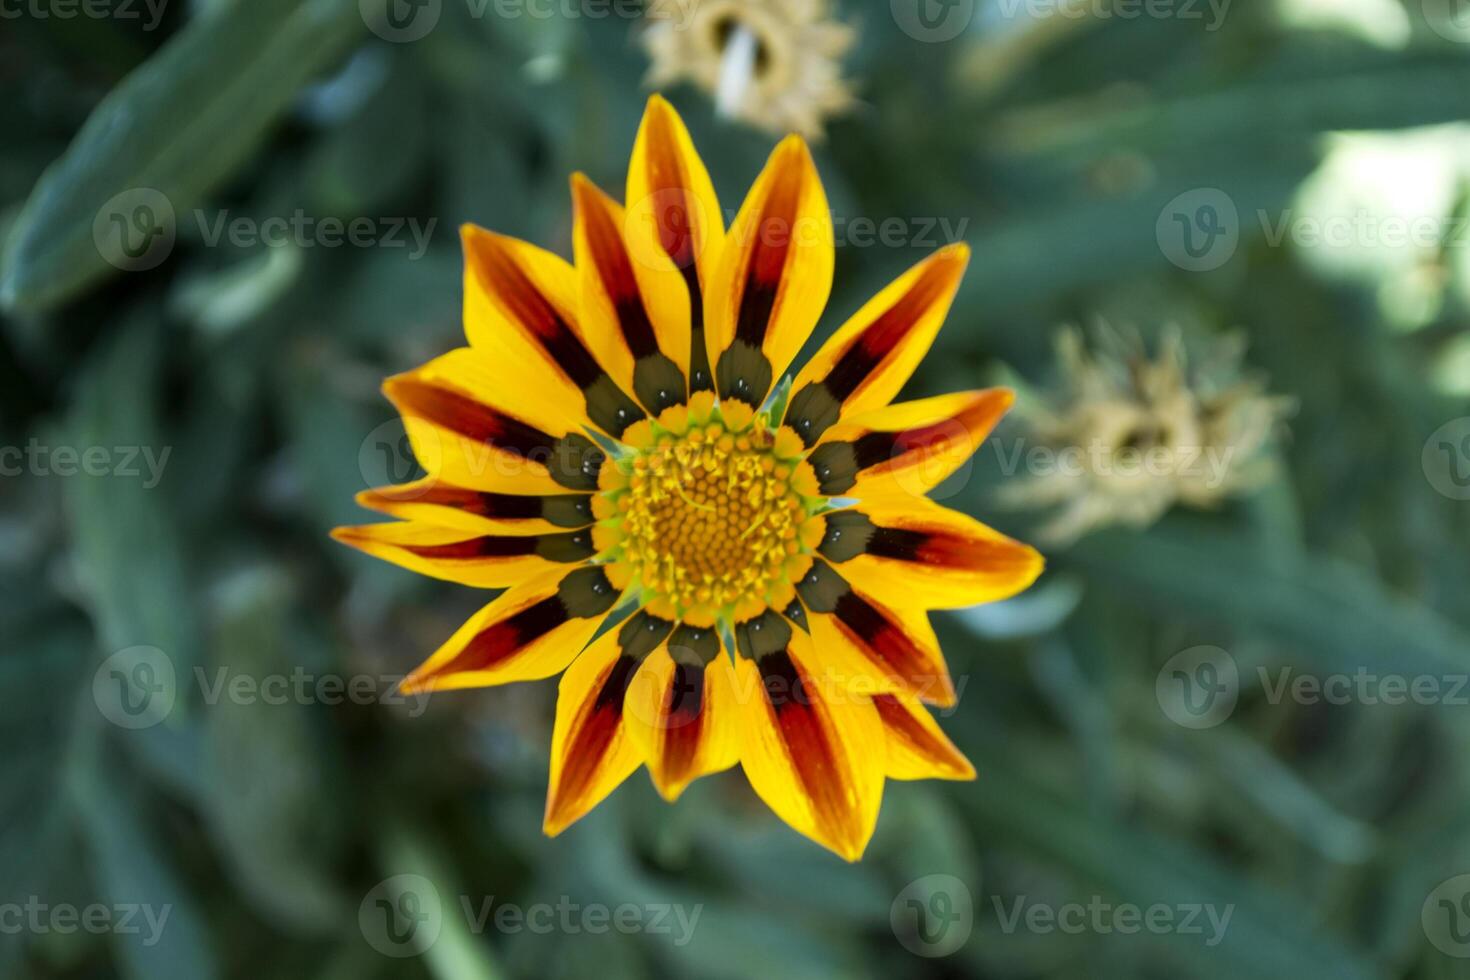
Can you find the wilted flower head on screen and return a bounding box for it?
[642,0,856,138]
[998,324,1291,545]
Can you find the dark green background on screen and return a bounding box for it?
[3,0,1470,977]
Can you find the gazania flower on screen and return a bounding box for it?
[641,0,856,138]
[334,96,1042,860]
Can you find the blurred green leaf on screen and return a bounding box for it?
[61,318,200,678]
[200,567,349,935]
[0,626,91,976]
[0,0,364,312]
[959,747,1378,980]
[1066,518,1470,677]
[67,730,219,980]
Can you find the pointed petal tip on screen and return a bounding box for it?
[926,679,959,710]
[938,241,971,265]
[542,795,585,838]
[330,525,370,548]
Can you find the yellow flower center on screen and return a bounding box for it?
[595,393,824,626]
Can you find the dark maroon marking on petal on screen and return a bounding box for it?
[642,117,711,393]
[583,192,660,359]
[556,653,642,804]
[660,661,706,782]
[446,596,568,674]
[401,529,593,563]
[471,242,604,390]
[823,261,953,401]
[732,165,802,348]
[644,116,699,269]
[390,379,557,461]
[864,525,929,562]
[401,536,540,560]
[755,648,851,839]
[469,237,644,436]
[851,415,959,471]
[832,591,932,683]
[868,524,1025,573]
[423,486,542,520]
[871,692,952,762]
[434,567,616,678]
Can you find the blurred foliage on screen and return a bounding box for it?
[3,1,1470,978]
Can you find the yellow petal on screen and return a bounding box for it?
[543,623,650,836]
[872,692,975,781]
[626,94,725,394]
[461,225,644,437]
[785,245,969,447]
[817,496,1043,610]
[399,565,619,694]
[571,174,690,413]
[384,347,606,495]
[706,136,833,408]
[331,520,594,590]
[798,559,956,706]
[623,626,740,800]
[733,613,884,861]
[808,388,1014,499]
[354,478,591,536]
